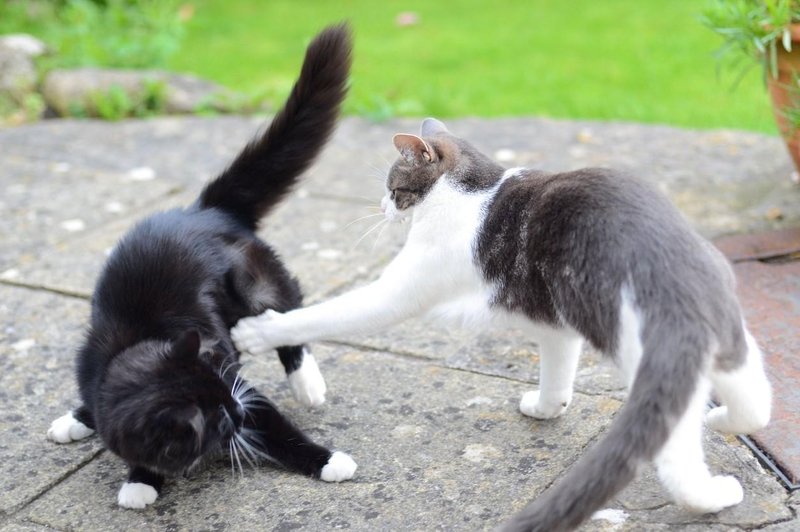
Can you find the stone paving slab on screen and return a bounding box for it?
[1,116,799,531]
[2,188,402,302]
[0,285,103,514]
[20,344,620,531]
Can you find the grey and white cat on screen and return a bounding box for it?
[232,118,772,531]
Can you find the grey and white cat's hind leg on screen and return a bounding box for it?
[654,376,745,513]
[278,345,327,407]
[520,332,583,419]
[706,326,772,435]
[615,296,745,514]
[47,406,95,443]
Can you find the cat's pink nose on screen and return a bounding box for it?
[380,196,388,213]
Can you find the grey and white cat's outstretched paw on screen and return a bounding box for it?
[288,350,327,407]
[232,310,289,356]
[117,482,158,509]
[519,390,570,419]
[320,451,357,482]
[676,475,743,514]
[47,411,94,443]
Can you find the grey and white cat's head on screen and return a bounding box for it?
[381,118,505,222]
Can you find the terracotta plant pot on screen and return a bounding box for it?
[766,24,800,174]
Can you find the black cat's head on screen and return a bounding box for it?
[384,118,504,222]
[96,331,244,476]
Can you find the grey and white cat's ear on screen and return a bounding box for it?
[420,117,449,137]
[393,133,437,163]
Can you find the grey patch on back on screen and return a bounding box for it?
[475,166,746,364]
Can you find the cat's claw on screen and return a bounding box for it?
[320,451,357,482]
[519,390,570,419]
[117,482,158,509]
[288,351,327,407]
[47,412,94,443]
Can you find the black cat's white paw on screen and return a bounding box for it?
[117,482,158,509]
[47,411,94,443]
[320,451,357,482]
[288,350,327,407]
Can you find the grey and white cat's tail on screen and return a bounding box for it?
[199,23,352,229]
[498,318,708,532]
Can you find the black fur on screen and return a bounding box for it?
[62,24,352,501]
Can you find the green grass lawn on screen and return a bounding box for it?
[167,0,776,132]
[2,0,777,132]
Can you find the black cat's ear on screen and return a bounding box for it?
[172,330,201,359]
[420,117,448,137]
[393,133,436,164]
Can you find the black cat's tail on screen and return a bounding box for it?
[498,318,706,532]
[199,24,352,229]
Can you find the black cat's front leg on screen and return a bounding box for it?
[277,345,327,407]
[239,390,356,482]
[46,405,95,443]
[117,466,164,509]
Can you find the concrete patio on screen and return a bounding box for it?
[1,116,798,531]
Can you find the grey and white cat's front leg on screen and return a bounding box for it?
[234,276,427,353]
[233,259,435,405]
[520,333,583,419]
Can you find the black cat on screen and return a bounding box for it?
[46,24,356,509]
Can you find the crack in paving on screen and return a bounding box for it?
[9,449,105,517]
[0,279,90,300]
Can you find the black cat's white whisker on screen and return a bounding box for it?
[228,440,236,477]
[231,438,245,477]
[233,434,259,469]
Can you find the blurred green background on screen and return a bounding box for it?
[1,0,777,132]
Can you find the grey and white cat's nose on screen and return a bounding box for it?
[380,196,389,213]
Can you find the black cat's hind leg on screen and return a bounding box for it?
[278,345,327,407]
[117,466,164,509]
[228,239,329,407]
[46,405,95,443]
[238,390,356,482]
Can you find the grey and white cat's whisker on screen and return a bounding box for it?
[371,220,390,252]
[344,212,384,229]
[366,162,390,179]
[353,218,387,249]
